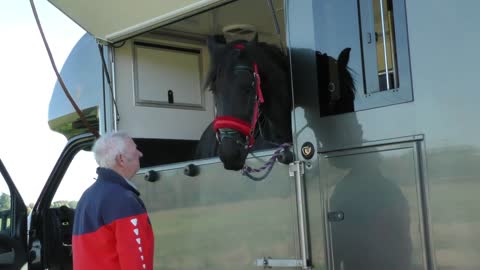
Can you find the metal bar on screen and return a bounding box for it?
[256,162,310,269]
[267,0,281,35]
[289,161,310,270]
[415,141,436,270]
[266,0,285,52]
[379,0,390,89]
[387,10,398,88]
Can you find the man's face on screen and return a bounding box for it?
[122,138,143,179]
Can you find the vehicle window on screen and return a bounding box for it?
[0,184,11,233]
[50,150,97,209]
[38,149,96,270]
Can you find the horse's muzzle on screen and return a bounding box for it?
[218,134,249,171]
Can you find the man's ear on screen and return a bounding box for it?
[115,154,124,166]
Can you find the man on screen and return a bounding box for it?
[72,131,154,270]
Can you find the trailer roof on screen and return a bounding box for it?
[47,0,230,43]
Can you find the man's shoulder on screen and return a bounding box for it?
[77,179,138,211]
[75,179,146,228]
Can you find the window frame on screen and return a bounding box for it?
[355,0,413,111]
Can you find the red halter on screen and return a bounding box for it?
[213,44,264,148]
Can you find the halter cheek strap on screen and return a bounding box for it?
[213,60,264,148]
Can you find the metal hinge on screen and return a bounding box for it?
[288,161,304,177]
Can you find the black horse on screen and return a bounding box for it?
[195,37,354,170]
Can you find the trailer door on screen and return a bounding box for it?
[322,141,429,270]
[132,151,305,270]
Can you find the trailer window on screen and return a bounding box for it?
[311,0,412,116]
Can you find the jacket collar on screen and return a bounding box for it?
[96,167,140,196]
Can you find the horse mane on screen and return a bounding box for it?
[255,42,289,74]
[203,40,289,92]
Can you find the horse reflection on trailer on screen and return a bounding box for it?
[2,0,478,269]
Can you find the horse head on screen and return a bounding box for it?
[317,48,355,116]
[204,36,291,170]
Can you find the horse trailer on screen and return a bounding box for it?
[1,0,479,269]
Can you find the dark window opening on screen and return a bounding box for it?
[312,0,412,117]
[134,139,199,168]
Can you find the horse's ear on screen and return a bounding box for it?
[338,48,351,68]
[207,35,226,55]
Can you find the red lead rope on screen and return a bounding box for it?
[213,62,264,148]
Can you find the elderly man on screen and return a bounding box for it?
[72,131,154,270]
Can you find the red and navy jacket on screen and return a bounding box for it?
[72,167,154,270]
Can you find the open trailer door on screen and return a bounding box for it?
[131,151,309,270]
[47,0,233,43]
[0,159,28,270]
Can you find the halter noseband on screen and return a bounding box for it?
[213,43,264,148]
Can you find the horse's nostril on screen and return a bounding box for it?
[218,138,249,171]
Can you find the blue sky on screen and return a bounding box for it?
[0,1,93,204]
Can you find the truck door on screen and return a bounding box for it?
[0,159,28,270]
[27,134,96,270]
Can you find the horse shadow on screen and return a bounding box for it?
[321,113,413,270]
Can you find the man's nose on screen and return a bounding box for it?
[138,150,143,157]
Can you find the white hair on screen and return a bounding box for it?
[92,131,131,169]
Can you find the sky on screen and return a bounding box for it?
[0,0,96,204]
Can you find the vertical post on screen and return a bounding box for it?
[379,0,390,89]
[289,161,310,270]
